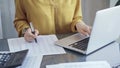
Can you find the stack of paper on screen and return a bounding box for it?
[7,35,66,68]
[46,61,111,68]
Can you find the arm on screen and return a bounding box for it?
[71,0,83,32]
[71,0,91,35]
[14,0,39,42]
[14,0,30,37]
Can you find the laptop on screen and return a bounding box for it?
[55,6,120,55]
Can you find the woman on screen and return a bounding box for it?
[14,0,91,42]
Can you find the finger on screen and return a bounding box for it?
[24,33,34,41]
[28,36,34,41]
[30,29,39,39]
[26,32,35,38]
[26,28,32,33]
[88,26,92,35]
[79,29,89,36]
[83,26,91,35]
[77,27,87,36]
[25,31,35,40]
[28,28,38,37]
[34,29,39,36]
[24,36,34,42]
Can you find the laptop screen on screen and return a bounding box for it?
[86,6,120,54]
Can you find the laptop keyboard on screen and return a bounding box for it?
[69,37,89,51]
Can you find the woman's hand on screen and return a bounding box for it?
[76,22,92,36]
[24,28,39,42]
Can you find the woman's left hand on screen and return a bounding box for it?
[76,22,92,36]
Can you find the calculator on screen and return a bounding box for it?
[0,49,28,68]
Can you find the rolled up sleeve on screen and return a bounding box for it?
[14,0,30,37]
[71,0,83,32]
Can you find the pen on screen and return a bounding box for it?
[29,22,37,43]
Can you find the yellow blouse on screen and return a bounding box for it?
[14,0,83,37]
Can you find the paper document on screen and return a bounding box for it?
[46,61,111,68]
[8,35,66,55]
[8,35,66,68]
[17,56,43,68]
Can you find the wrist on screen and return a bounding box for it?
[22,27,29,37]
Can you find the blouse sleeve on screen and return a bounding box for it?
[71,0,83,32]
[14,0,30,37]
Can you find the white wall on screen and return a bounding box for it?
[0,11,3,39]
[110,0,118,7]
[82,0,109,26]
[0,0,18,39]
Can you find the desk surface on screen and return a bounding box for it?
[0,39,9,51]
[0,39,120,68]
[41,42,120,68]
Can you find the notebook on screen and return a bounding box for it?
[55,5,120,55]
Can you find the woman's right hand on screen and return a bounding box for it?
[24,28,39,42]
